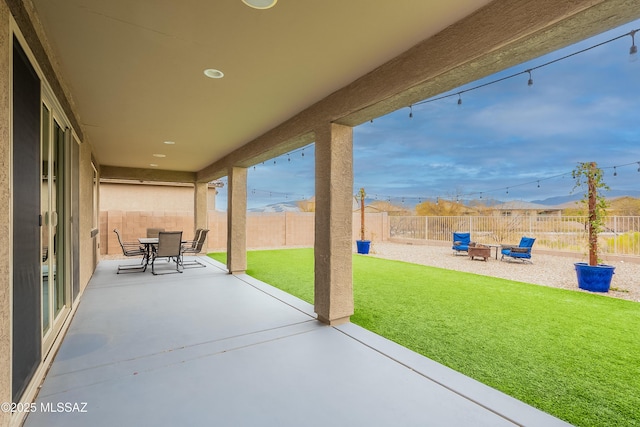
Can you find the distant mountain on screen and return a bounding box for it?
[530,195,581,206]
[531,190,640,206]
[248,191,640,213]
[248,201,300,213]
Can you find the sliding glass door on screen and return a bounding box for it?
[41,99,68,351]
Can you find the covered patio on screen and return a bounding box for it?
[24,258,568,426]
[3,1,640,426]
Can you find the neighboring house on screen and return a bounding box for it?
[491,201,563,217]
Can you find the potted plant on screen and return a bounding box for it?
[571,162,615,292]
[356,187,370,254]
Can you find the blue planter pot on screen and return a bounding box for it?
[574,262,615,293]
[356,240,371,254]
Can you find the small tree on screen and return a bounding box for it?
[571,162,610,266]
[357,188,366,241]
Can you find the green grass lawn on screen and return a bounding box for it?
[209,249,640,427]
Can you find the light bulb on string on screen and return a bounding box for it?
[630,30,638,62]
[637,162,640,172]
[527,70,533,86]
[537,180,540,188]
[409,105,413,119]
[457,93,462,106]
[506,187,509,195]
[613,166,617,177]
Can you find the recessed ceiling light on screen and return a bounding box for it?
[153,154,166,158]
[204,69,224,79]
[242,0,277,9]
[150,163,158,167]
[163,141,176,145]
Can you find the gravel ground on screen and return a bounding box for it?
[367,241,640,303]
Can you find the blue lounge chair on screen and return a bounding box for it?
[501,237,536,263]
[452,232,471,255]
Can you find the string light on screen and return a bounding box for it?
[613,166,617,176]
[409,105,413,119]
[352,160,639,207]
[401,27,640,110]
[250,143,313,171]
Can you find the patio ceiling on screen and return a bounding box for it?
[27,0,640,181]
[28,0,489,171]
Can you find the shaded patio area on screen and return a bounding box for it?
[24,257,570,427]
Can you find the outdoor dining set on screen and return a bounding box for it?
[452,232,536,263]
[114,228,209,275]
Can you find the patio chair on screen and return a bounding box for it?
[151,231,183,275]
[452,232,471,255]
[146,228,165,238]
[501,236,536,263]
[181,229,209,268]
[114,228,147,273]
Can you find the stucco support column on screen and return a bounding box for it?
[194,182,208,253]
[227,167,247,274]
[314,122,353,325]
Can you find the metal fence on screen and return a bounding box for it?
[389,215,640,256]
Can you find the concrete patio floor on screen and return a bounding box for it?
[24,256,571,427]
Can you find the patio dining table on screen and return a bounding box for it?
[138,236,188,268]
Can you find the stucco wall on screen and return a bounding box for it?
[0,2,11,425]
[100,182,217,212]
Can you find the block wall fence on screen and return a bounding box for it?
[100,211,389,255]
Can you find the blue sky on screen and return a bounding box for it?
[218,18,640,210]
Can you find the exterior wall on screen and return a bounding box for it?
[0,1,11,426]
[0,3,99,425]
[100,182,217,212]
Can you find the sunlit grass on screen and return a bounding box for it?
[209,249,640,427]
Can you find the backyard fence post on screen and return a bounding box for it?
[614,216,618,254]
[530,215,533,235]
[425,216,428,241]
